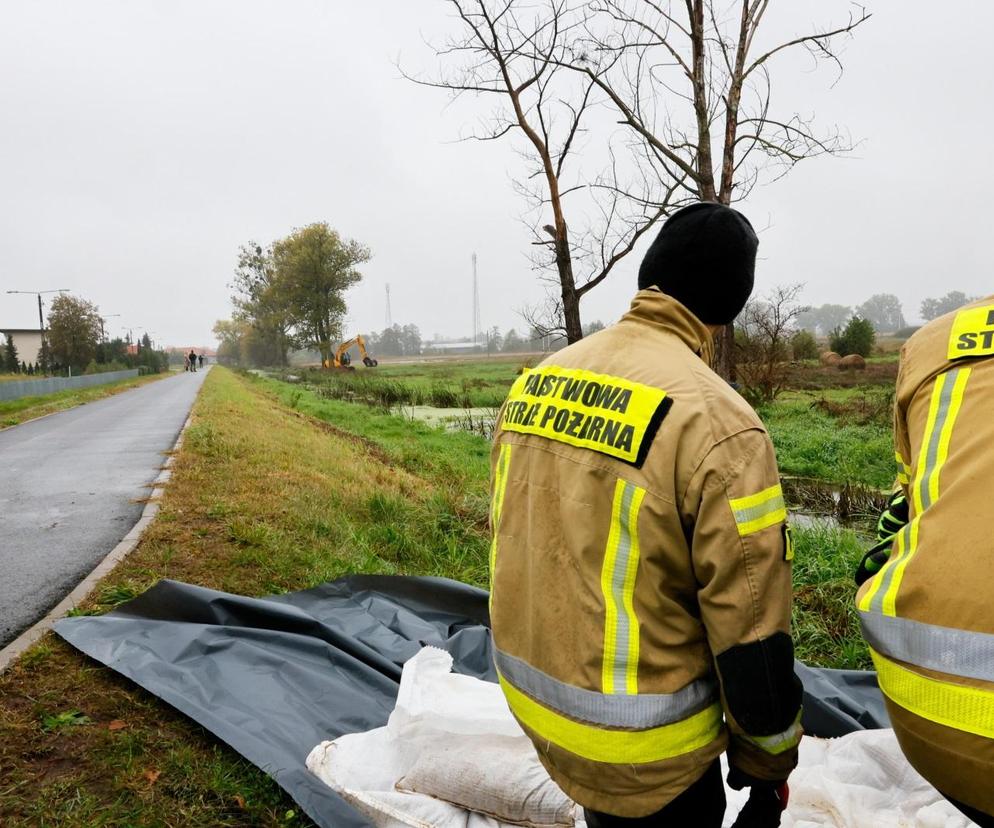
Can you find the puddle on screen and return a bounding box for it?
[395,405,499,437]
[783,477,887,531]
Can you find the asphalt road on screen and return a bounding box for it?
[0,368,208,648]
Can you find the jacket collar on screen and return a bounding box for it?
[620,288,716,366]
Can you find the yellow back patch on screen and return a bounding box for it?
[948,304,994,360]
[499,366,671,467]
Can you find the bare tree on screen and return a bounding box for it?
[736,283,808,403]
[563,0,869,377]
[406,0,690,343]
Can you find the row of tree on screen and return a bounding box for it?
[1,294,167,376]
[797,290,979,336]
[215,223,370,368]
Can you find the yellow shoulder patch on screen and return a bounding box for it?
[948,304,994,360]
[499,366,671,467]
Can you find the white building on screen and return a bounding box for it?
[0,328,44,366]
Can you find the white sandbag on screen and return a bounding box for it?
[396,736,574,827]
[308,647,973,828]
[306,647,580,828]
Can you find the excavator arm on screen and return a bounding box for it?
[325,335,378,369]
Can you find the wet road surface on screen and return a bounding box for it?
[0,369,207,647]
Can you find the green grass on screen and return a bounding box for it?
[758,389,895,489]
[0,371,172,429]
[285,359,530,409]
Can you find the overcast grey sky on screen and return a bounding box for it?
[1,1,990,348]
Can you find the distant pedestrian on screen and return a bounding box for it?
[188,350,198,373]
[198,354,205,369]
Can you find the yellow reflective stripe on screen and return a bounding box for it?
[488,444,513,601]
[743,711,803,756]
[860,368,971,616]
[499,675,724,764]
[601,480,645,695]
[729,484,786,536]
[929,368,970,504]
[621,487,646,694]
[895,451,912,486]
[859,525,902,612]
[884,368,970,616]
[895,451,912,476]
[871,648,994,740]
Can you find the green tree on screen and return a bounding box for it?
[47,294,102,372]
[272,223,370,367]
[232,242,294,366]
[790,330,819,361]
[4,335,19,373]
[829,316,876,357]
[920,291,976,321]
[856,294,906,333]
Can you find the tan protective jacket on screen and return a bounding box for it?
[857,295,994,815]
[490,289,801,817]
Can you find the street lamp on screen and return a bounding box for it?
[6,289,69,376]
[100,313,121,342]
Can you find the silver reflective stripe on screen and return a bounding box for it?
[743,715,802,756]
[732,494,785,528]
[494,647,718,729]
[604,480,641,695]
[860,611,994,684]
[868,371,958,613]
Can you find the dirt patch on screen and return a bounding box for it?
[787,361,898,390]
[810,392,894,427]
[286,406,395,467]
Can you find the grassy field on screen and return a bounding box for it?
[286,358,897,489]
[0,371,173,429]
[0,360,883,825]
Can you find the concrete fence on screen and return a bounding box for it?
[0,369,141,402]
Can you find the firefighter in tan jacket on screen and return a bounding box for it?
[856,295,994,826]
[490,203,802,828]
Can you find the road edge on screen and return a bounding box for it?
[0,407,195,674]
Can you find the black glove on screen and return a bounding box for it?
[855,537,894,586]
[876,491,909,542]
[730,784,789,828]
[727,767,789,828]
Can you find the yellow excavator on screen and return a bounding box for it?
[324,334,379,370]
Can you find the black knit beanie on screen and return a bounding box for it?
[637,202,758,325]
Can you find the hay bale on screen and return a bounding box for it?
[820,351,842,367]
[839,354,867,371]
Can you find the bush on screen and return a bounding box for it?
[789,330,819,361]
[828,316,876,358]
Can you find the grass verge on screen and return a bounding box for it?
[0,366,874,825]
[0,372,172,430]
[0,366,490,826]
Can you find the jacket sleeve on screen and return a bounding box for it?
[682,427,803,783]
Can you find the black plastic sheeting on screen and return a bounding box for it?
[54,576,888,828]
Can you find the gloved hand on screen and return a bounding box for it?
[728,768,789,828]
[855,537,893,585]
[876,491,909,541]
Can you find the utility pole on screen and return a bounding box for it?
[6,288,69,376]
[472,253,481,347]
[100,313,121,342]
